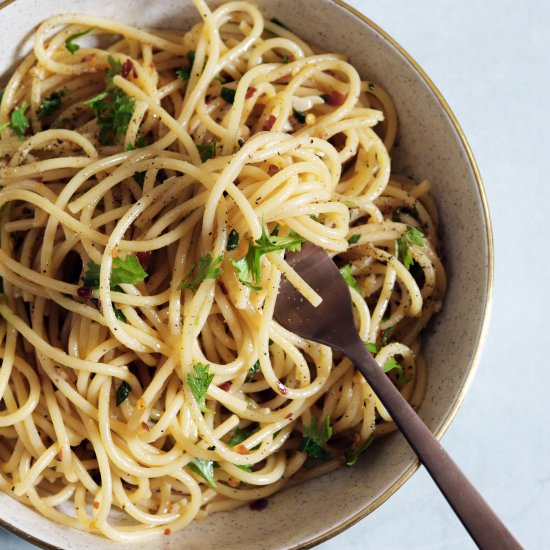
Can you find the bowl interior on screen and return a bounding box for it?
[0,1,490,548]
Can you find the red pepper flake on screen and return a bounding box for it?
[164,528,172,536]
[77,286,92,299]
[327,90,346,106]
[121,59,134,78]
[140,421,150,431]
[205,95,213,104]
[245,87,256,99]
[263,115,276,131]
[250,498,268,511]
[277,381,288,395]
[235,444,249,455]
[219,382,232,392]
[285,412,293,419]
[136,251,151,270]
[268,164,280,175]
[92,501,100,509]
[57,449,63,460]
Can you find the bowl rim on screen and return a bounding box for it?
[0,0,494,548]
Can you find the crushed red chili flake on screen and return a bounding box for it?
[249,498,268,511]
[77,286,92,299]
[140,421,150,431]
[263,115,276,131]
[92,501,100,509]
[236,444,249,455]
[219,382,232,392]
[136,251,151,270]
[245,87,256,99]
[277,381,288,395]
[163,528,172,536]
[121,59,134,78]
[268,164,280,175]
[205,95,213,104]
[285,412,293,419]
[327,90,346,106]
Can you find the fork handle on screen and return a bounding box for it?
[344,338,522,550]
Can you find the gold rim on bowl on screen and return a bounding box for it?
[0,1,493,548]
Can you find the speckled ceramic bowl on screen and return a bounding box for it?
[0,0,492,548]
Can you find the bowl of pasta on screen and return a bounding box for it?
[0,0,491,548]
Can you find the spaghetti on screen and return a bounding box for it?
[0,0,446,541]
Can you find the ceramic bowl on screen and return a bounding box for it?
[0,0,492,548]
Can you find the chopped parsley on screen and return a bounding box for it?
[340,265,360,293]
[65,27,97,54]
[0,101,30,140]
[345,435,374,467]
[226,229,239,251]
[365,342,380,353]
[113,306,126,323]
[300,417,332,460]
[228,426,258,447]
[38,89,66,118]
[177,253,223,293]
[186,362,214,413]
[230,226,304,291]
[397,226,426,270]
[246,360,260,382]
[383,356,403,378]
[187,458,217,488]
[115,380,130,406]
[81,255,148,290]
[176,66,191,81]
[347,234,361,245]
[196,141,217,162]
[381,326,394,345]
[221,87,236,104]
[292,108,306,123]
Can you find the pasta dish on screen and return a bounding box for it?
[0,0,446,541]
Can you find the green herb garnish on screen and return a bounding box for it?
[177,253,223,293]
[196,141,217,162]
[38,90,66,118]
[81,255,147,290]
[347,234,360,245]
[65,27,97,54]
[0,101,30,140]
[381,326,394,345]
[221,87,236,104]
[187,458,217,488]
[115,380,130,406]
[345,435,374,467]
[176,66,191,81]
[300,417,332,460]
[246,360,260,383]
[365,342,380,353]
[186,362,214,413]
[340,265,360,293]
[230,226,304,291]
[227,229,239,251]
[397,226,426,270]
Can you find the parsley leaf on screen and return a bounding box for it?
[186,362,214,413]
[38,90,66,118]
[340,265,360,293]
[365,342,380,353]
[246,360,260,382]
[187,458,217,488]
[397,226,425,270]
[383,356,403,378]
[381,326,394,345]
[196,141,217,162]
[0,101,30,140]
[221,87,236,104]
[345,435,374,467]
[81,256,147,290]
[227,229,239,251]
[110,255,148,287]
[228,426,258,447]
[292,108,306,123]
[113,306,126,323]
[347,234,360,245]
[115,380,130,406]
[65,27,97,54]
[176,66,191,81]
[177,253,223,293]
[231,226,305,290]
[105,55,122,85]
[301,417,332,460]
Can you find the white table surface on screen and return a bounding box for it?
[2,0,548,549]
